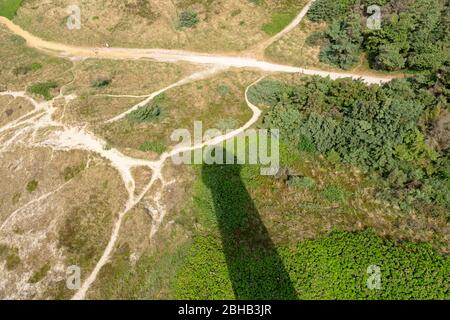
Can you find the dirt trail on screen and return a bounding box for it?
[0,12,391,85]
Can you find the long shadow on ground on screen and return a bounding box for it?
[201,153,297,299]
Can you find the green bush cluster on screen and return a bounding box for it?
[138,141,166,154]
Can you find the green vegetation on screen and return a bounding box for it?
[177,160,297,299]
[12,62,42,76]
[91,77,112,88]
[0,246,21,270]
[176,168,450,299]
[128,104,163,124]
[262,13,296,36]
[307,0,450,72]
[321,185,348,203]
[58,194,113,269]
[307,0,356,22]
[0,0,23,19]
[217,84,230,96]
[127,95,166,124]
[0,244,19,271]
[318,14,363,70]
[26,180,38,193]
[138,141,166,154]
[124,0,159,22]
[62,164,85,181]
[177,10,199,29]
[249,75,450,215]
[29,263,50,283]
[27,81,58,100]
[9,34,25,45]
[286,176,316,190]
[215,118,238,131]
[92,240,191,299]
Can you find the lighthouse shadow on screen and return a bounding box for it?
[201,151,297,300]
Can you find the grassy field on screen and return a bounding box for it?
[0,0,23,19]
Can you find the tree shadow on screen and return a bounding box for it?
[201,152,297,300]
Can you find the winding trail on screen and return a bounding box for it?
[0,0,396,300]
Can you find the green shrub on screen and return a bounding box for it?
[62,164,85,181]
[28,81,58,100]
[305,31,327,47]
[6,248,20,270]
[9,35,25,45]
[287,176,316,190]
[298,134,316,153]
[0,0,24,19]
[29,263,50,283]
[30,62,42,71]
[139,141,166,154]
[26,180,38,193]
[318,14,363,70]
[230,9,241,17]
[314,0,449,72]
[262,13,295,36]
